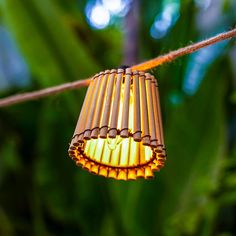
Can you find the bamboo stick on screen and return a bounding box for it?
[140,143,146,164]
[117,169,127,180]
[94,139,105,162]
[99,166,108,177]
[155,78,165,147]
[68,149,75,157]
[119,137,130,166]
[100,69,116,138]
[137,168,145,178]
[120,68,131,137]
[88,140,96,159]
[127,169,137,180]
[151,162,160,171]
[108,169,117,179]
[139,72,150,145]
[151,78,162,146]
[91,71,109,138]
[76,158,85,167]
[84,139,90,155]
[145,74,158,147]
[145,166,154,179]
[110,139,121,166]
[133,71,142,141]
[72,78,94,142]
[129,138,139,166]
[90,164,99,174]
[84,72,103,139]
[83,161,91,171]
[101,141,111,165]
[109,69,124,138]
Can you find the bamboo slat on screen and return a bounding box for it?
[154,78,165,147]
[100,69,116,138]
[137,168,145,178]
[139,72,150,145]
[151,78,162,146]
[83,161,91,171]
[145,166,154,179]
[151,162,160,171]
[119,137,130,166]
[145,74,158,147]
[129,138,139,166]
[133,70,142,141]
[84,72,103,139]
[108,169,117,179]
[90,164,99,174]
[99,166,108,177]
[88,140,96,158]
[140,143,146,164]
[128,169,137,180]
[94,139,105,162]
[108,69,123,138]
[101,142,111,165]
[120,68,131,137]
[91,71,109,138]
[117,169,127,180]
[110,141,121,166]
[76,158,85,166]
[72,78,95,142]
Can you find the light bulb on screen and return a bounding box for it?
[107,136,123,150]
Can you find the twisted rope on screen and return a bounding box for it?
[0,28,236,108]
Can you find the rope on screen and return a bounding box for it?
[0,79,90,107]
[132,28,236,70]
[0,28,236,108]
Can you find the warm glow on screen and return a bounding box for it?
[84,137,153,167]
[83,80,152,168]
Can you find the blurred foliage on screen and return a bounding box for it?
[0,0,236,235]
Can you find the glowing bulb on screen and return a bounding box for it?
[107,136,123,150]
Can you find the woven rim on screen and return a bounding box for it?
[68,136,166,180]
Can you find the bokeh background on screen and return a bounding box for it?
[0,0,236,235]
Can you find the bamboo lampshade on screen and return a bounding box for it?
[68,68,166,180]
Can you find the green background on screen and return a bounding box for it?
[0,0,236,235]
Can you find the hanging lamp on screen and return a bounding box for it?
[68,68,166,180]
